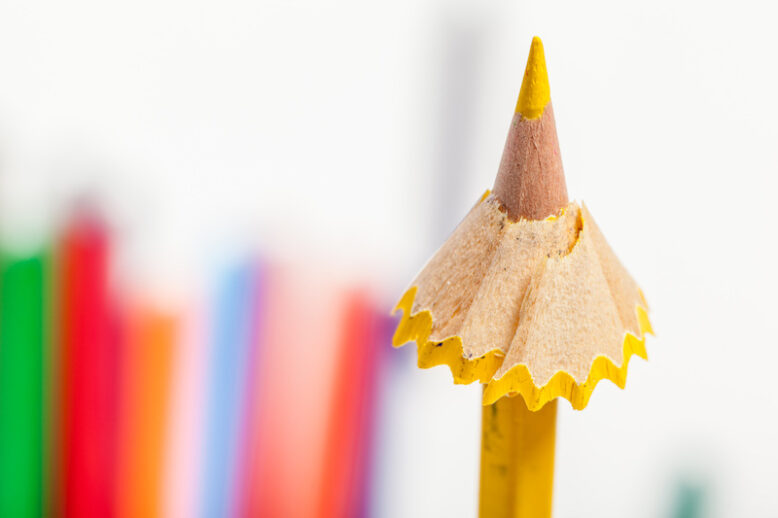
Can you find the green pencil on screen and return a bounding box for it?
[0,253,46,516]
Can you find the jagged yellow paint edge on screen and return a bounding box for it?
[392,287,504,385]
[392,287,653,411]
[483,306,652,410]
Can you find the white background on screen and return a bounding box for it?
[1,0,777,516]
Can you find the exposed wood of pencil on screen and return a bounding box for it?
[480,36,564,518]
[492,37,568,221]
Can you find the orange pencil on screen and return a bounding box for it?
[115,306,177,518]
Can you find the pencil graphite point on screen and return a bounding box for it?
[494,35,567,221]
[515,36,550,119]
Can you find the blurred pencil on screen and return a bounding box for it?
[163,300,208,518]
[0,253,47,516]
[247,266,343,518]
[59,213,121,517]
[201,262,259,517]
[317,290,381,518]
[237,266,266,518]
[116,306,177,518]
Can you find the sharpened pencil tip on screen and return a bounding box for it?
[515,36,550,119]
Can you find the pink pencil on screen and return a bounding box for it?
[241,264,342,518]
[162,298,208,518]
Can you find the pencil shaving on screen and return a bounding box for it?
[392,193,652,410]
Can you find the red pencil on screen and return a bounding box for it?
[58,213,121,517]
[317,290,378,518]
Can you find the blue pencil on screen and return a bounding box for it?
[201,261,260,517]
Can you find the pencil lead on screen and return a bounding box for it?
[494,36,565,221]
[516,36,550,119]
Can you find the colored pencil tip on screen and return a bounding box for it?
[515,36,550,119]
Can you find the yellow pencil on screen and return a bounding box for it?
[479,36,562,518]
[393,36,652,518]
[479,393,556,517]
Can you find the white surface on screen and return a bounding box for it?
[1,0,777,516]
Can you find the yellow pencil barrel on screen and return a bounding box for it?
[478,393,557,518]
